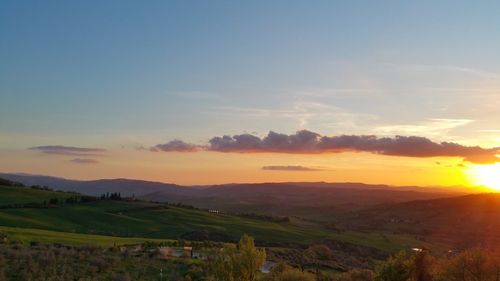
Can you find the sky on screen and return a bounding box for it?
[1,1,500,188]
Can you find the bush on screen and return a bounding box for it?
[337,269,374,281]
[374,251,412,281]
[264,263,315,281]
[436,248,500,281]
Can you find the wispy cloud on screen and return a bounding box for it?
[69,158,100,164]
[383,63,500,80]
[373,118,474,137]
[261,165,324,171]
[153,130,500,164]
[214,101,376,129]
[29,145,107,156]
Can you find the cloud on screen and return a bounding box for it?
[69,158,100,164]
[151,140,203,152]
[29,145,107,156]
[261,165,323,171]
[215,101,376,130]
[373,119,473,137]
[383,63,500,80]
[154,130,500,164]
[209,130,321,153]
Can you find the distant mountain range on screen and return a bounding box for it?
[0,173,187,196]
[0,172,473,218]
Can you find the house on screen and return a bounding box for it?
[158,246,198,259]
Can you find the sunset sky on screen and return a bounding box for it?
[1,1,500,188]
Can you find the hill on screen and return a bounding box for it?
[0,173,462,219]
[2,179,498,274]
[0,183,425,252]
[340,193,500,249]
[141,182,463,219]
[0,178,77,207]
[0,173,187,197]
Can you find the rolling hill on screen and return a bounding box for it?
[0,173,463,219]
[142,182,462,219]
[0,173,187,197]
[1,178,499,273]
[339,193,500,249]
[0,182,424,253]
[0,184,76,207]
[4,174,496,250]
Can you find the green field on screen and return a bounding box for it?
[0,185,75,206]
[0,225,174,246]
[0,184,429,253]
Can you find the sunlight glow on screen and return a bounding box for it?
[467,163,500,191]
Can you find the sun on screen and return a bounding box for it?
[466,163,500,191]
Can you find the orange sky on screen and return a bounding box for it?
[0,147,476,188]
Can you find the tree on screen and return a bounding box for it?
[207,234,266,281]
[374,249,439,281]
[411,250,434,281]
[374,251,412,281]
[337,269,374,281]
[237,234,266,281]
[304,244,333,276]
[264,263,315,281]
[0,255,6,281]
[209,244,237,281]
[436,248,500,281]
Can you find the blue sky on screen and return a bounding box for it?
[1,1,500,185]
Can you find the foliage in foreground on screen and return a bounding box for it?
[0,242,200,281]
[0,235,266,281]
[372,248,500,281]
[0,233,499,281]
[263,263,315,281]
[206,234,266,281]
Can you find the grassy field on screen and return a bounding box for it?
[0,200,430,251]
[0,184,431,253]
[0,225,174,246]
[0,185,75,206]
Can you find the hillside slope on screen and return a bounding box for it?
[340,193,500,248]
[142,183,460,219]
[0,173,461,219]
[0,173,187,197]
[0,183,424,252]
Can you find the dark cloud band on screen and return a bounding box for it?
[152,130,500,164]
